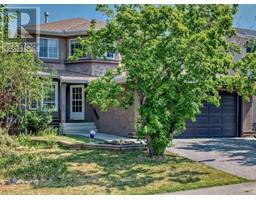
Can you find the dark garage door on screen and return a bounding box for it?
[179,93,238,138]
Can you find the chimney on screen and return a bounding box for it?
[44,11,49,23]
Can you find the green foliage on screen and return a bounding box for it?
[37,127,58,136]
[21,110,52,134]
[0,5,52,133]
[73,5,256,156]
[0,134,18,157]
[15,134,32,147]
[38,127,58,147]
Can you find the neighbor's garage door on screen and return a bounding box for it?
[179,92,238,138]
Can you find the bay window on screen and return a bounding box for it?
[105,51,116,60]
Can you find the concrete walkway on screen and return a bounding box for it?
[169,182,256,195]
[169,138,256,180]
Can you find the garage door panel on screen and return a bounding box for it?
[209,117,221,124]
[223,106,236,113]
[195,128,209,136]
[209,128,222,136]
[200,106,208,113]
[223,128,237,137]
[223,116,236,124]
[179,93,238,138]
[196,116,208,124]
[209,106,221,114]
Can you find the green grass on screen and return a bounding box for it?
[0,139,246,195]
[57,135,98,144]
[30,135,100,145]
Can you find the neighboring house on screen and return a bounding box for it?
[26,16,255,138]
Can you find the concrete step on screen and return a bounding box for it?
[63,125,96,130]
[62,122,95,126]
[63,130,97,135]
[61,122,97,135]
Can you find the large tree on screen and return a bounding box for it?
[0,5,52,133]
[74,5,256,157]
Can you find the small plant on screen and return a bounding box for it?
[38,127,58,148]
[0,134,18,156]
[15,134,32,147]
[37,127,58,136]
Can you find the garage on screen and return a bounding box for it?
[179,92,239,138]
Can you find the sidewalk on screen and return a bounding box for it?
[168,182,256,195]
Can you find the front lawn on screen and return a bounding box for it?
[31,135,99,145]
[0,136,245,194]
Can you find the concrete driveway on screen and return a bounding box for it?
[169,138,256,180]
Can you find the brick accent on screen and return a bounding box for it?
[84,91,139,138]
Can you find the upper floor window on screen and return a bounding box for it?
[69,39,82,57]
[105,52,116,60]
[38,38,59,59]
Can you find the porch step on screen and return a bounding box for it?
[61,122,97,136]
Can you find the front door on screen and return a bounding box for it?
[70,85,85,120]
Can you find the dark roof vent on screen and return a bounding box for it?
[44,11,49,23]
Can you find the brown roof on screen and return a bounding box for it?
[236,28,256,37]
[26,17,105,36]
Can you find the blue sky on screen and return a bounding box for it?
[7,4,256,30]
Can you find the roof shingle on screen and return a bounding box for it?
[26,17,105,35]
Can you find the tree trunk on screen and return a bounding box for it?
[146,134,166,158]
[146,135,156,157]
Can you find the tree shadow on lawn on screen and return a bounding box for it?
[169,170,208,184]
[1,149,208,193]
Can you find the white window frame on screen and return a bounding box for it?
[38,37,59,59]
[69,38,77,57]
[28,98,39,110]
[41,82,59,112]
[70,85,85,120]
[69,38,87,58]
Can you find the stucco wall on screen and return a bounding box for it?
[241,98,254,136]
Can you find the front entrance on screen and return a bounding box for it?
[70,85,85,120]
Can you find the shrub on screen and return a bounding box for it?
[22,110,52,134]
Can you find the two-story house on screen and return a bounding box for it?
[26,17,138,137]
[26,17,255,138]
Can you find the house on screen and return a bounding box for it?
[26,17,138,137]
[26,16,255,138]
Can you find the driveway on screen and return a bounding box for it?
[169,138,256,180]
